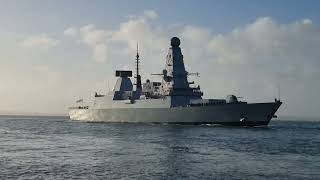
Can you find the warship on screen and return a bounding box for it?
[69,37,282,126]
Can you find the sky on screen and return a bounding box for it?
[0,0,320,116]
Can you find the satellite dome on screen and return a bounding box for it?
[171,37,180,47]
[226,95,238,103]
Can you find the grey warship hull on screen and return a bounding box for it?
[69,101,281,126]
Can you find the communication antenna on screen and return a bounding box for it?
[136,43,140,77]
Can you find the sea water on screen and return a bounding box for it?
[0,116,319,179]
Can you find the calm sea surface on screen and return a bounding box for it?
[0,116,319,180]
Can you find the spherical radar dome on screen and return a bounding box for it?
[171,37,180,47]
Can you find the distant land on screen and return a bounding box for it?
[0,110,67,117]
[277,116,320,122]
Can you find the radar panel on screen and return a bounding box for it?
[115,70,132,77]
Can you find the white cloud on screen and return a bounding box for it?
[303,19,312,25]
[207,17,320,65]
[181,25,211,44]
[180,25,212,63]
[64,11,164,64]
[195,17,320,117]
[20,34,59,49]
[80,24,110,46]
[63,27,78,37]
[64,24,111,62]
[33,65,49,73]
[110,15,168,68]
[5,11,320,116]
[143,10,158,20]
[93,44,108,63]
[79,24,110,62]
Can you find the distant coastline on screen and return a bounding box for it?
[277,115,320,121]
[0,110,67,117]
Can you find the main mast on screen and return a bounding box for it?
[135,43,142,90]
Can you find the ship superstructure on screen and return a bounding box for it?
[69,37,282,126]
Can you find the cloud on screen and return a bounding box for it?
[65,12,167,65]
[63,27,78,37]
[143,10,158,20]
[92,44,108,63]
[179,25,212,63]
[111,17,167,54]
[63,24,111,62]
[20,34,59,49]
[80,24,110,46]
[79,24,110,63]
[197,17,320,116]
[207,17,320,66]
[303,19,312,25]
[33,65,49,73]
[4,10,320,116]
[181,25,211,44]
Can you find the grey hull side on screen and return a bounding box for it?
[69,102,281,126]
